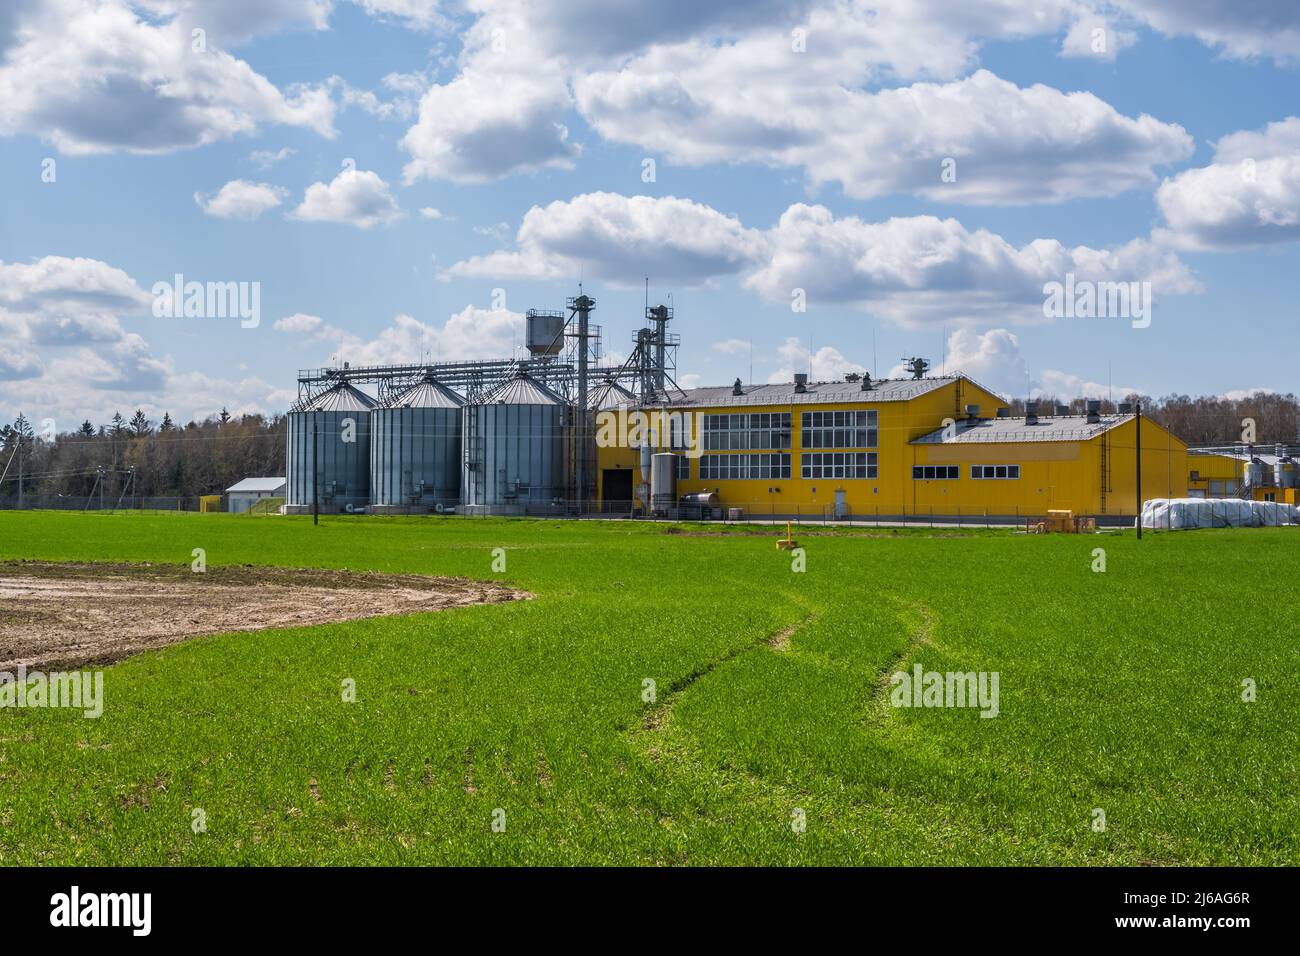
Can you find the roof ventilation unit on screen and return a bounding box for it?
[794,373,808,393]
[1025,401,1039,426]
[732,377,744,396]
[1055,404,1069,416]
[996,407,1009,418]
[903,356,930,380]
[1086,400,1101,424]
[861,374,875,391]
[1118,402,1133,414]
[965,404,980,419]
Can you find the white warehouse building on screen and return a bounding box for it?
[226,477,286,513]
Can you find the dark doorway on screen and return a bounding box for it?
[602,469,633,511]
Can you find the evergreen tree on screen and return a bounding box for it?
[129,409,152,436]
[13,413,33,442]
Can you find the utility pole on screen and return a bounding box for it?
[16,436,22,511]
[1135,403,1143,540]
[312,411,320,526]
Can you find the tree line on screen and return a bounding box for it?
[0,408,285,502]
[1005,390,1300,446]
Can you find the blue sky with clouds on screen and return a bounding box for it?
[2,0,1299,426]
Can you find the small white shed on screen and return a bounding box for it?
[226,477,286,514]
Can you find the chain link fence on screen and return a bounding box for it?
[4,494,1285,530]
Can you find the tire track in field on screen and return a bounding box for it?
[868,602,937,721]
[635,595,820,739]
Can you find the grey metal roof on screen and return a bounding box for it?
[1189,447,1297,465]
[912,414,1134,444]
[386,378,465,409]
[479,371,565,406]
[226,477,286,493]
[300,382,377,412]
[588,378,639,410]
[656,376,966,409]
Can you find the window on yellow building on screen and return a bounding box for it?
[913,465,959,480]
[971,465,1020,479]
[700,453,791,479]
[800,410,877,448]
[801,452,877,479]
[702,413,792,450]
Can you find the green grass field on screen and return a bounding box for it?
[0,511,1296,865]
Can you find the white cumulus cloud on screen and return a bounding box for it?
[291,168,404,229]
[443,192,765,286]
[0,0,335,155]
[1155,117,1300,249]
[194,180,288,220]
[576,68,1191,205]
[747,204,1200,326]
[767,338,865,384]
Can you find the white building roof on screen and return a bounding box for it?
[912,414,1133,445]
[226,477,286,493]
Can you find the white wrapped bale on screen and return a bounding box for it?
[1138,498,1300,529]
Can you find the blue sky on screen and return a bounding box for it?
[2,0,1299,426]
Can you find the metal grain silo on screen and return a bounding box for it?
[370,375,464,513]
[462,370,565,513]
[285,382,376,513]
[588,377,638,411]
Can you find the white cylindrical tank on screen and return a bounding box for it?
[1246,457,1267,487]
[1276,456,1297,490]
[650,452,678,512]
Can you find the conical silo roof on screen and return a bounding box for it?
[388,376,465,409]
[588,378,639,410]
[300,382,377,412]
[480,370,565,406]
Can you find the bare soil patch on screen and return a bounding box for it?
[0,561,526,670]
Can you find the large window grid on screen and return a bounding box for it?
[702,413,792,451]
[801,452,877,479]
[699,453,792,480]
[800,410,877,449]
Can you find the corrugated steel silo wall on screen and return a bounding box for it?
[285,410,372,510]
[462,403,565,507]
[371,407,462,507]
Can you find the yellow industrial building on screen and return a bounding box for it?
[595,372,1188,519]
[1188,449,1298,504]
[1187,452,1242,499]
